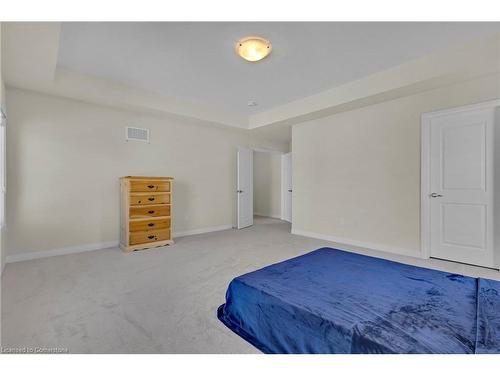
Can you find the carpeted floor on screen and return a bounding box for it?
[2,216,499,353]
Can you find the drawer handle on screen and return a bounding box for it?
[148,223,154,227]
[148,235,155,240]
[148,197,155,201]
[148,210,155,214]
[148,185,154,189]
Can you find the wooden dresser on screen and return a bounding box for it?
[120,176,174,252]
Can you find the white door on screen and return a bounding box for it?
[282,152,292,223]
[425,106,495,268]
[237,147,253,229]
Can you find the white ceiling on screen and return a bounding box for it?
[57,22,499,117]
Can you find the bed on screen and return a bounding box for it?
[217,248,500,354]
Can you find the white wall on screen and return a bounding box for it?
[5,88,288,259]
[253,151,282,218]
[292,73,500,258]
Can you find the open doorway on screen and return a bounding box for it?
[236,147,292,230]
[254,150,282,221]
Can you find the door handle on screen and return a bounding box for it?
[429,193,443,198]
[237,190,244,193]
[288,189,292,192]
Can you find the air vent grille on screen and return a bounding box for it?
[126,127,150,143]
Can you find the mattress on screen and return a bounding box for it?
[217,248,500,354]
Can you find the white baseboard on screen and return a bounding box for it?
[6,241,120,263]
[173,224,233,237]
[5,225,234,264]
[254,213,282,220]
[291,228,418,258]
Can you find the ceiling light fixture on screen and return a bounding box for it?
[236,36,272,62]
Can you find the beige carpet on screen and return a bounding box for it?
[2,216,499,353]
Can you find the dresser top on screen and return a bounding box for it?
[121,176,174,180]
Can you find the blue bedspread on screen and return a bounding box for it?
[217,248,500,354]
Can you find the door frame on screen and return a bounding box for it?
[420,99,500,261]
[235,147,286,228]
[281,152,292,222]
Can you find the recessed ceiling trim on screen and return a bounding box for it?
[248,32,500,129]
[57,22,500,117]
[4,23,500,142]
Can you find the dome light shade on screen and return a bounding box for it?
[236,36,272,62]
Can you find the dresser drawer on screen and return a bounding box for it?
[130,180,171,192]
[130,193,170,206]
[129,205,170,219]
[129,217,171,232]
[129,229,171,245]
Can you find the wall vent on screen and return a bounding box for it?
[126,127,150,143]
